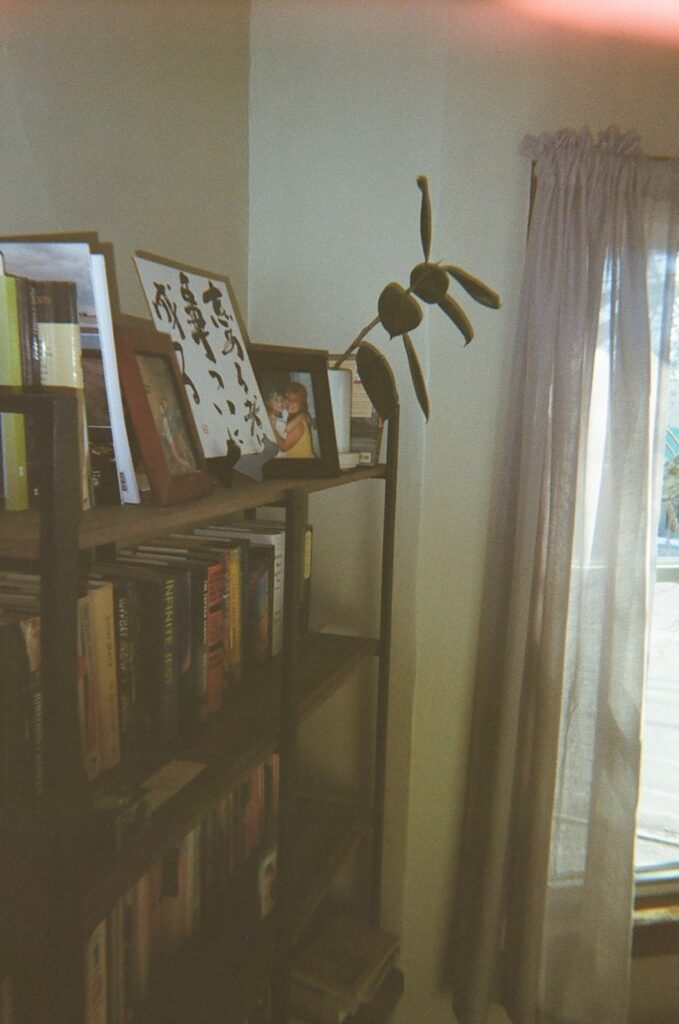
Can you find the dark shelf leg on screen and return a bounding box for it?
[272,488,308,1023]
[37,393,88,1024]
[371,406,400,926]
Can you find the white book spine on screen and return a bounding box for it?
[90,254,140,503]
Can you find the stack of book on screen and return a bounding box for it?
[85,753,279,1024]
[0,517,310,794]
[0,237,139,510]
[290,900,399,1024]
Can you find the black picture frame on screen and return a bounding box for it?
[114,317,213,506]
[248,344,340,478]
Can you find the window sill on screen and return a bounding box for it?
[632,899,679,958]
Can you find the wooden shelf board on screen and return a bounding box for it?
[0,466,385,560]
[78,633,376,930]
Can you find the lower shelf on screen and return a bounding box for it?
[353,966,404,1024]
[142,795,372,1023]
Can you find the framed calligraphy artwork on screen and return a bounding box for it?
[114,317,213,506]
[134,252,274,462]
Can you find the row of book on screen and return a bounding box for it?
[0,517,308,798]
[83,753,279,1024]
[0,237,139,511]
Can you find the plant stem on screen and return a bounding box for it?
[333,315,381,368]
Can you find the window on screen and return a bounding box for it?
[634,258,679,898]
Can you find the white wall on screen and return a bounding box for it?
[0,0,251,316]
[248,4,679,1023]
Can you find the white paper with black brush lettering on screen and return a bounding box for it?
[134,253,275,460]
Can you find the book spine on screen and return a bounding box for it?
[0,277,29,511]
[106,899,123,1024]
[113,582,135,760]
[29,278,92,511]
[246,548,274,664]
[89,253,140,504]
[0,976,14,1024]
[160,576,177,741]
[227,547,243,685]
[84,919,108,1024]
[134,872,152,1005]
[77,594,101,782]
[20,614,43,798]
[204,563,225,714]
[90,583,120,772]
[302,524,313,641]
[190,568,208,722]
[172,568,192,731]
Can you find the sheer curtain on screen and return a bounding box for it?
[452,128,679,1024]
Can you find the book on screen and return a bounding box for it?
[170,533,246,687]
[28,277,92,510]
[84,919,107,1024]
[0,609,43,802]
[77,591,101,782]
[0,976,14,1024]
[0,238,140,505]
[193,521,284,657]
[106,898,125,1024]
[328,354,384,466]
[90,562,179,746]
[108,575,140,761]
[291,901,399,1016]
[0,276,29,511]
[119,543,226,717]
[115,550,197,722]
[85,580,120,772]
[245,545,275,664]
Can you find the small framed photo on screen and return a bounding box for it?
[114,317,213,506]
[248,344,340,478]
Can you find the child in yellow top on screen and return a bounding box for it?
[273,382,315,458]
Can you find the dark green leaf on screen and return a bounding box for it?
[410,262,449,304]
[443,265,501,309]
[417,176,432,261]
[356,342,399,421]
[437,293,474,345]
[377,282,423,339]
[402,333,429,421]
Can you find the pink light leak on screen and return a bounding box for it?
[498,0,679,45]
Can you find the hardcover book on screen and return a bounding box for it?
[0,276,29,511]
[0,238,140,504]
[90,563,180,746]
[193,521,284,657]
[0,609,43,802]
[291,901,399,1016]
[86,580,120,772]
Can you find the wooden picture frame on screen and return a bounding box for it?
[248,344,340,478]
[114,317,213,506]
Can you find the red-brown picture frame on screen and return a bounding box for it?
[114,317,213,506]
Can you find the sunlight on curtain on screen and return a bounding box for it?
[451,128,679,1024]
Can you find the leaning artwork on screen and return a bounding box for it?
[134,252,275,461]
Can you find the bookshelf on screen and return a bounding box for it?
[0,385,402,1024]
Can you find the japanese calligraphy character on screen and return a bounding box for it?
[179,272,216,364]
[171,341,199,405]
[152,282,185,339]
